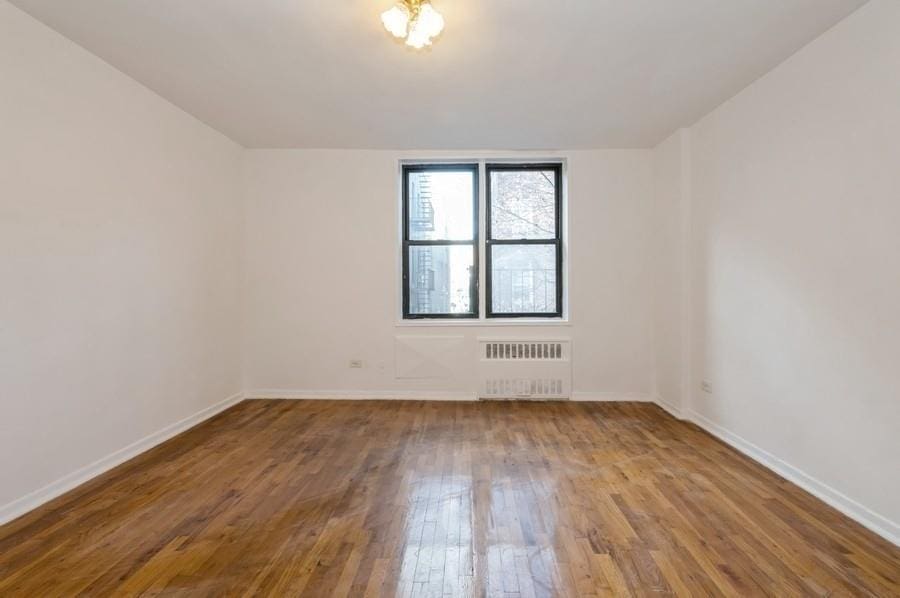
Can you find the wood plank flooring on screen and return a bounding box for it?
[0,400,897,596]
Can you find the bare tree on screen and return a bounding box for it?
[490,170,555,238]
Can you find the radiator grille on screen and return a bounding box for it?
[484,341,564,360]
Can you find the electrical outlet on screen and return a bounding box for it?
[701,380,713,393]
[349,360,363,369]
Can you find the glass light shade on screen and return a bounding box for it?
[405,19,431,48]
[417,3,444,38]
[381,5,409,38]
[383,1,444,49]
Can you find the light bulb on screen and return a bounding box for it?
[381,4,409,38]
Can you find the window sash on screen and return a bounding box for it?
[402,164,479,319]
[485,163,563,318]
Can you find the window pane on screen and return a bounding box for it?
[408,170,474,240]
[408,245,475,314]
[490,169,557,239]
[491,244,557,314]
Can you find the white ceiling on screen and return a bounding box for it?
[10,0,866,149]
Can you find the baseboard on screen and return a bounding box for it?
[571,391,654,402]
[247,390,660,403]
[0,391,244,527]
[685,409,899,547]
[653,394,683,419]
[244,389,478,401]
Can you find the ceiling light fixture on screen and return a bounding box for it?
[381,0,444,50]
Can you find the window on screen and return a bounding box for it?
[402,164,478,318]
[486,164,563,317]
[401,161,564,320]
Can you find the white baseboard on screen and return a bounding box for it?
[0,391,244,527]
[653,394,683,419]
[244,389,477,401]
[571,391,654,402]
[684,409,899,547]
[248,389,660,403]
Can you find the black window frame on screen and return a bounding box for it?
[402,163,480,319]
[485,163,564,319]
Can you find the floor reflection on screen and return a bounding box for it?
[392,470,561,597]
[393,475,474,596]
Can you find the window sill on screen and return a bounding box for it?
[395,319,571,328]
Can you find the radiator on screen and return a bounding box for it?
[477,339,572,400]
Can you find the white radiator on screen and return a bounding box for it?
[477,338,572,400]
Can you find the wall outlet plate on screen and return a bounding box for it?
[701,380,713,393]
[349,360,363,369]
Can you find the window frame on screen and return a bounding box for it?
[401,163,480,319]
[485,163,564,319]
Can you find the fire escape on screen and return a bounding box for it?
[410,178,435,312]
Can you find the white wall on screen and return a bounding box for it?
[651,129,691,415]
[242,150,655,399]
[673,0,900,540]
[0,1,243,517]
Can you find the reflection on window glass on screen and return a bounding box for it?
[491,244,557,314]
[408,245,474,314]
[490,170,556,239]
[408,171,474,241]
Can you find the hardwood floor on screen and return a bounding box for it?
[0,400,897,596]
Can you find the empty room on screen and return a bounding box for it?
[1,0,898,595]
